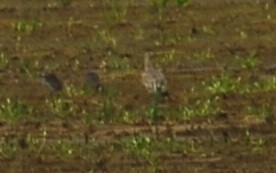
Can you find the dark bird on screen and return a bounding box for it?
[141,52,167,94]
[85,72,101,91]
[38,73,63,92]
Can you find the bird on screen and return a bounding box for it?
[141,52,167,95]
[85,72,101,91]
[38,73,63,92]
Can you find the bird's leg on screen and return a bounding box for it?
[153,90,162,139]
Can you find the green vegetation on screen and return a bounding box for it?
[245,103,272,119]
[190,48,214,63]
[122,135,153,160]
[150,0,190,20]
[107,0,128,22]
[245,130,266,153]
[64,84,86,97]
[176,0,189,6]
[12,20,42,33]
[106,54,131,71]
[91,29,118,49]
[0,139,17,158]
[118,134,203,171]
[0,99,31,120]
[98,98,118,123]
[203,74,240,94]
[58,0,72,7]
[0,53,9,70]
[181,97,221,119]
[19,57,38,77]
[236,52,261,70]
[45,96,77,118]
[242,76,276,93]
[203,74,276,94]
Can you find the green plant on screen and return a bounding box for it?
[236,53,260,70]
[120,135,203,166]
[91,29,118,49]
[79,139,99,155]
[240,76,276,93]
[67,17,82,36]
[0,139,17,158]
[97,87,119,123]
[191,48,214,62]
[155,50,178,67]
[121,110,138,124]
[202,25,215,35]
[146,102,162,123]
[203,74,240,94]
[0,98,31,120]
[245,104,272,119]
[180,97,221,119]
[58,0,72,7]
[251,138,265,153]
[122,135,153,160]
[150,0,169,20]
[0,53,9,69]
[110,0,128,22]
[64,84,85,97]
[164,137,203,155]
[245,130,266,153]
[164,31,186,45]
[19,58,33,77]
[253,77,276,91]
[50,140,74,158]
[239,31,248,39]
[153,0,169,10]
[35,137,98,160]
[23,134,41,152]
[176,0,189,6]
[46,97,76,117]
[107,55,131,71]
[98,99,117,123]
[12,20,42,33]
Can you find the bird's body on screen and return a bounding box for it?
[85,72,101,91]
[39,73,63,91]
[142,53,167,94]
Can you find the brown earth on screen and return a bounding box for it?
[0,0,275,172]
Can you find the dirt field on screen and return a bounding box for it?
[0,0,275,172]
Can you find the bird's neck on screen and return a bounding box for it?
[145,58,153,71]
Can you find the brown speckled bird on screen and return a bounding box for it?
[85,71,101,91]
[141,52,167,94]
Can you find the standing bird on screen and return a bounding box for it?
[141,52,167,95]
[85,72,101,91]
[38,73,63,92]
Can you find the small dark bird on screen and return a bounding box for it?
[85,72,101,91]
[39,73,63,92]
[142,52,167,94]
